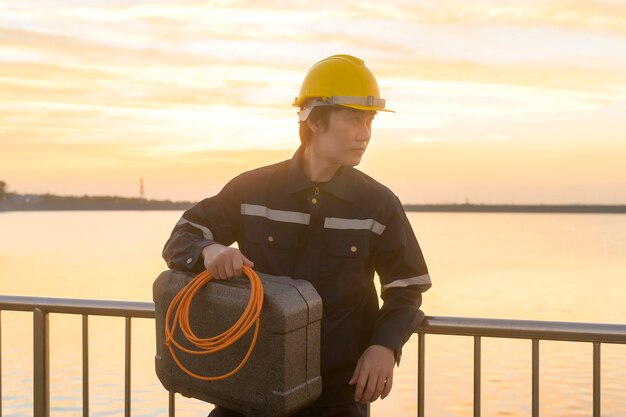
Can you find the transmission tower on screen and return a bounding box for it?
[140,177,145,199]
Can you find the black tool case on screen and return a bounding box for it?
[154,269,322,417]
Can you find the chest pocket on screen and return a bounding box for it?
[322,231,373,296]
[243,218,296,250]
[326,232,370,259]
[242,217,300,277]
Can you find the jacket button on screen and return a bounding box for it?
[350,246,358,253]
[186,257,193,264]
[311,198,318,205]
[268,235,274,242]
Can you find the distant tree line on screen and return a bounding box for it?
[2,180,624,213]
[0,180,194,211]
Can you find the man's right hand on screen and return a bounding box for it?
[201,244,254,280]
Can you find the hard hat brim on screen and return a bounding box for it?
[297,96,394,121]
[339,103,395,113]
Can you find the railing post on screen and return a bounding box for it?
[33,308,50,417]
[82,315,89,417]
[474,336,481,417]
[168,391,175,417]
[532,339,539,417]
[417,332,425,417]
[593,342,601,417]
[0,310,3,417]
[125,317,131,417]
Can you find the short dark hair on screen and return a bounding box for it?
[298,106,338,145]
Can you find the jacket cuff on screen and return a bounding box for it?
[369,332,404,365]
[368,308,426,365]
[180,239,214,272]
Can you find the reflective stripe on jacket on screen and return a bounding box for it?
[162,145,431,406]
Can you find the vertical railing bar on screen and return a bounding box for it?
[532,339,539,417]
[82,315,89,417]
[417,332,425,417]
[474,336,481,417]
[168,391,175,417]
[33,308,50,417]
[125,317,131,417]
[593,342,601,417]
[0,310,3,417]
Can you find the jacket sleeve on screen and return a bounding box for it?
[370,196,431,358]
[162,177,241,273]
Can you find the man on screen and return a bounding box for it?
[162,54,431,417]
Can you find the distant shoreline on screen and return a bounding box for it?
[403,204,626,214]
[1,194,625,214]
[0,194,193,212]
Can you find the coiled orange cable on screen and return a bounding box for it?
[164,265,264,380]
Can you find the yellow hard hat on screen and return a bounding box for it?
[293,54,393,121]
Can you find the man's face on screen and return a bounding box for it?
[310,107,376,167]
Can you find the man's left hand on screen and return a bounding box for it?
[349,344,395,403]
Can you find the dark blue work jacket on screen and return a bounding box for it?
[162,146,431,406]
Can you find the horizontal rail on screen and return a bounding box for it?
[0,295,154,318]
[2,295,625,343]
[418,316,626,344]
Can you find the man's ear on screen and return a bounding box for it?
[306,117,320,135]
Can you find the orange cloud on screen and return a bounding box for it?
[0,27,216,67]
[377,59,626,95]
[349,1,626,37]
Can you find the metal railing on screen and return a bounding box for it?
[416,316,626,417]
[0,295,156,417]
[1,295,625,417]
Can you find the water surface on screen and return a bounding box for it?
[1,211,624,416]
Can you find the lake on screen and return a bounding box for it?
[0,211,624,416]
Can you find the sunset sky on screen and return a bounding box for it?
[1,0,625,204]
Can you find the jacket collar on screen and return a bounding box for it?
[286,145,356,202]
